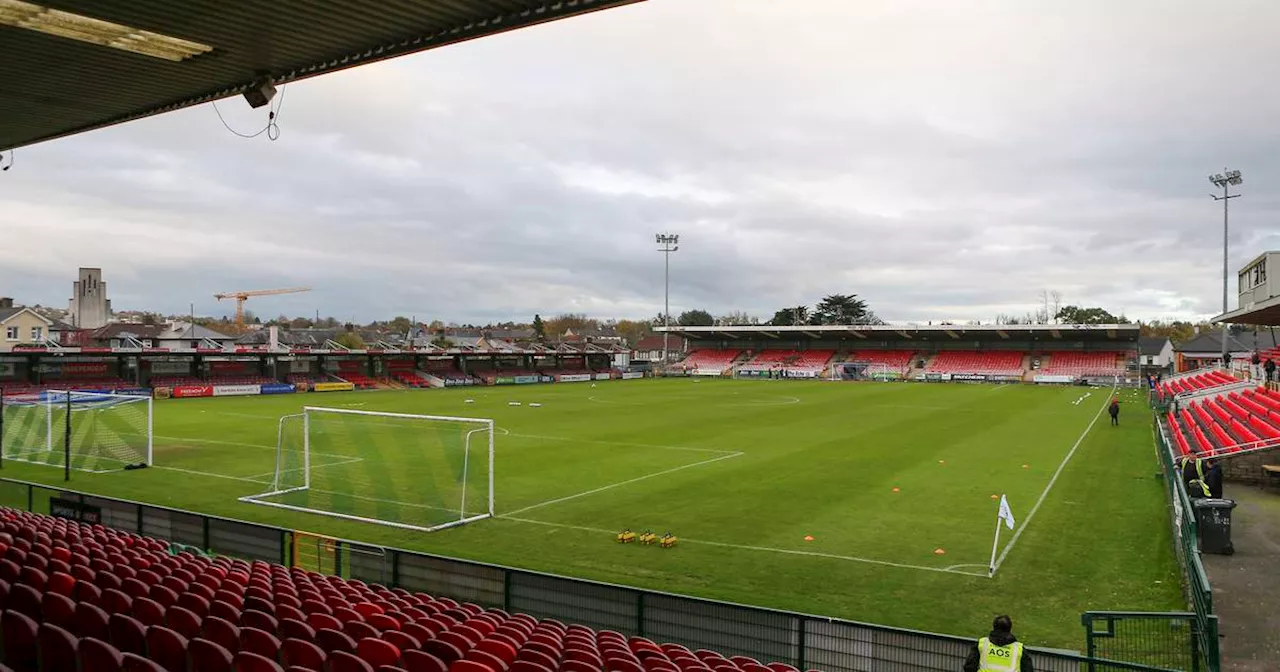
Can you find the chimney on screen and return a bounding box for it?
[268,325,280,351]
[0,297,13,309]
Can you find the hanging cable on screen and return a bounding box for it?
[212,84,287,140]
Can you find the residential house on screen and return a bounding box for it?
[632,335,687,363]
[1137,336,1174,372]
[0,298,75,351]
[1173,329,1280,372]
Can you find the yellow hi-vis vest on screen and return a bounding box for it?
[978,637,1024,672]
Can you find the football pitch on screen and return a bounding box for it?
[0,379,1181,648]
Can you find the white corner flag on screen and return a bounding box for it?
[989,494,1015,577]
[998,494,1016,530]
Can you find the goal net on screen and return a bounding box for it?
[0,390,153,474]
[240,407,494,532]
[829,362,901,381]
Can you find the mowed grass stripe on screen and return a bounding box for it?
[0,381,1177,649]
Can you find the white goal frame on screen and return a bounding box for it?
[1,390,153,473]
[828,362,897,381]
[238,406,495,533]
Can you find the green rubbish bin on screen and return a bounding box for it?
[1193,498,1236,555]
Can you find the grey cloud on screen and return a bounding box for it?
[4,0,1280,325]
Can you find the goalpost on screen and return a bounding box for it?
[829,362,899,381]
[239,406,494,533]
[0,390,153,476]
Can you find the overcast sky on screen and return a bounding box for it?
[3,0,1280,325]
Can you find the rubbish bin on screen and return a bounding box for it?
[1192,498,1236,555]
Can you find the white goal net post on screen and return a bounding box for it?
[239,406,495,533]
[828,362,900,381]
[0,390,153,475]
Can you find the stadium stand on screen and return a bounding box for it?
[150,376,276,388]
[1038,351,1125,378]
[1157,370,1235,398]
[385,360,430,388]
[0,379,132,396]
[846,350,915,370]
[680,350,742,374]
[1166,386,1280,456]
[0,507,813,672]
[739,350,834,374]
[332,361,378,390]
[925,351,1024,376]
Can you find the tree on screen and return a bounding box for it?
[544,313,593,338]
[430,333,452,348]
[532,314,546,342]
[334,331,365,349]
[1054,305,1126,325]
[770,306,810,326]
[811,294,870,325]
[614,318,651,346]
[716,311,759,326]
[388,316,412,334]
[289,317,314,330]
[140,312,161,326]
[677,309,714,326]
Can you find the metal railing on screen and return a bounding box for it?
[0,477,1191,672]
[1150,421,1221,672]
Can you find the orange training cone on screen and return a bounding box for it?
[892,487,901,493]
[804,535,814,542]
[934,548,946,555]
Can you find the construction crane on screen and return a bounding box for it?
[214,287,311,329]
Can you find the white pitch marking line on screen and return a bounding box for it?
[503,452,744,517]
[501,516,986,577]
[991,382,1116,575]
[502,432,738,456]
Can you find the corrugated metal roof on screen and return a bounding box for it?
[0,0,642,150]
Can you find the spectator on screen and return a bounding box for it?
[1266,358,1276,383]
[964,615,1033,672]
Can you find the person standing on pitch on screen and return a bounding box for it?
[964,615,1033,672]
[1108,396,1120,426]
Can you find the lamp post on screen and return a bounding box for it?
[1210,169,1242,367]
[655,233,679,368]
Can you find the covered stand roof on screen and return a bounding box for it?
[657,324,1141,344]
[0,0,642,151]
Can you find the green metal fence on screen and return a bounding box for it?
[0,477,1194,672]
[1147,421,1220,672]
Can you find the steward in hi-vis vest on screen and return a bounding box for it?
[964,615,1034,672]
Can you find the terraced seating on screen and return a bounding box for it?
[0,508,818,672]
[1039,352,1124,377]
[926,352,1023,376]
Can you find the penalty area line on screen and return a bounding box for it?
[990,381,1116,575]
[501,516,987,577]
[503,451,744,517]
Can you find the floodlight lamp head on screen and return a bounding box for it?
[1210,174,1225,186]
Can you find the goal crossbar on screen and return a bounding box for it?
[239,406,495,533]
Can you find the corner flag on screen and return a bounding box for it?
[990,494,1016,577]
[998,494,1015,530]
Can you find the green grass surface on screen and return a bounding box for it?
[0,379,1180,649]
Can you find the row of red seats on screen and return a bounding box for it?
[1166,387,1280,456]
[391,373,431,388]
[335,374,379,390]
[0,379,132,396]
[846,351,915,369]
[681,351,742,371]
[1038,352,1124,377]
[150,376,276,388]
[0,509,816,672]
[1158,370,1235,398]
[926,352,1023,375]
